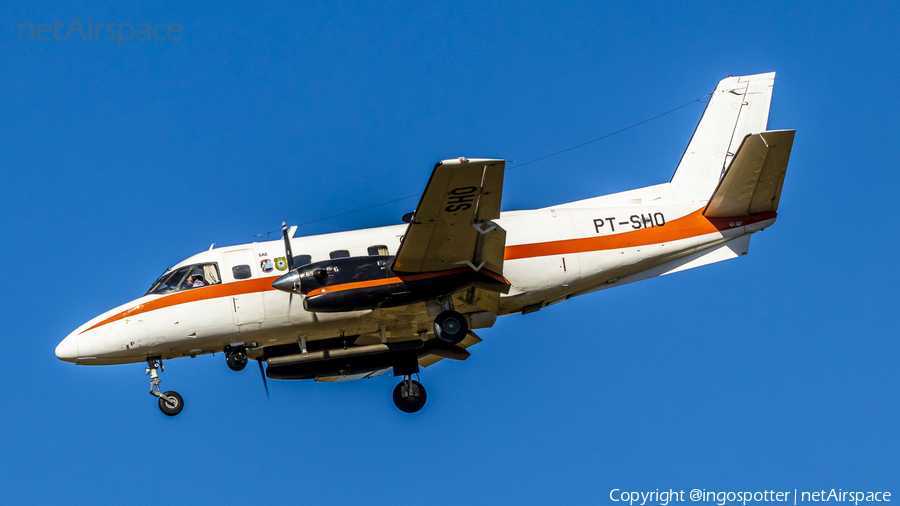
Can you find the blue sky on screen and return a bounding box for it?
[1,1,898,504]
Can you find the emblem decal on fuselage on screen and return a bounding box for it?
[275,257,288,271]
[260,259,275,273]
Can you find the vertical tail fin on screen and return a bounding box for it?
[670,72,775,202]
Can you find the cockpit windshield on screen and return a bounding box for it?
[145,263,221,295]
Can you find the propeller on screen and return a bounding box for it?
[256,222,299,399]
[257,358,269,398]
[281,221,297,312]
[281,221,295,270]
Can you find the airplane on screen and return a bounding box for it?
[55,72,795,415]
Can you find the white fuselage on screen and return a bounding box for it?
[55,182,775,366]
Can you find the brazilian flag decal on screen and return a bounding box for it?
[275,257,288,271]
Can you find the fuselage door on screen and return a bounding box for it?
[222,250,266,329]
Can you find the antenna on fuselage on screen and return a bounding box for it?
[257,358,269,398]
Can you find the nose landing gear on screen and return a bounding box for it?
[225,345,248,371]
[146,359,183,416]
[393,376,427,413]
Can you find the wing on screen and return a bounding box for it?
[393,158,507,276]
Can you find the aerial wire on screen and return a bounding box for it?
[502,93,710,172]
[255,92,711,237]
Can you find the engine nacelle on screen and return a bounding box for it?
[299,256,393,312]
[271,255,510,313]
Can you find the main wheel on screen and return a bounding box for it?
[393,380,427,413]
[434,310,468,344]
[158,391,184,416]
[226,347,248,371]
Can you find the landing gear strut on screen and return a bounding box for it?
[146,359,183,416]
[225,345,248,371]
[393,375,427,413]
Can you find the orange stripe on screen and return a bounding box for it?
[398,267,472,282]
[80,276,277,334]
[306,267,476,298]
[83,209,772,333]
[306,266,510,298]
[480,269,511,285]
[306,276,402,298]
[503,209,775,260]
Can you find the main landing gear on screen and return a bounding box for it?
[433,296,468,345]
[146,359,183,417]
[393,375,427,413]
[388,298,465,413]
[225,345,248,371]
[434,310,468,344]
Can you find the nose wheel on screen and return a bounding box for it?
[146,359,184,416]
[393,376,427,413]
[158,391,183,416]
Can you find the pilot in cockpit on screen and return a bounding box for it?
[186,269,206,288]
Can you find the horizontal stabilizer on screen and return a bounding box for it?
[573,235,752,298]
[661,234,751,276]
[704,130,795,218]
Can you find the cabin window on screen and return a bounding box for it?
[145,263,221,295]
[295,254,312,266]
[368,245,389,256]
[330,250,350,259]
[232,265,252,280]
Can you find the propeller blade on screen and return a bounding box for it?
[281,221,294,270]
[257,358,269,399]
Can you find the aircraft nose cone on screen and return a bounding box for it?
[55,334,78,363]
[272,270,301,294]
